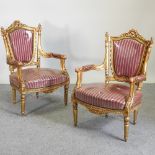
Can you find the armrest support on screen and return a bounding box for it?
[75,63,104,88]
[125,82,136,110]
[17,66,24,84]
[125,77,144,110]
[125,75,146,105]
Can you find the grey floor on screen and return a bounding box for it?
[0,84,155,155]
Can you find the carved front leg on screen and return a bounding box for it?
[133,110,138,125]
[12,87,16,104]
[64,84,69,105]
[21,92,26,115]
[73,101,78,126]
[124,113,130,142]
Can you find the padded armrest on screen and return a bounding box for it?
[40,50,66,59]
[129,75,146,83]
[7,59,24,67]
[75,64,96,72]
[75,64,104,72]
[52,53,66,59]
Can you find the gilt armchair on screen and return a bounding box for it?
[1,20,70,115]
[72,29,153,141]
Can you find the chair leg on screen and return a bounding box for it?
[64,84,69,105]
[12,88,16,104]
[133,110,138,125]
[124,115,130,142]
[73,101,78,126]
[36,92,39,99]
[21,93,26,115]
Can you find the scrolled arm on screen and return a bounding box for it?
[75,63,104,88]
[39,49,67,71]
[52,53,66,59]
[39,49,66,59]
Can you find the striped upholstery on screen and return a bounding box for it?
[75,84,142,110]
[10,68,68,89]
[113,39,144,77]
[9,29,33,62]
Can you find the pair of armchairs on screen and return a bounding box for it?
[1,21,153,142]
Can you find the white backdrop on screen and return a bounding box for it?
[0,0,155,84]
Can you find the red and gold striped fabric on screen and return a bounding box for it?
[75,84,142,110]
[113,39,144,77]
[10,68,68,89]
[9,29,33,62]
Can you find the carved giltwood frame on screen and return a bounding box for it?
[72,29,153,141]
[1,20,70,115]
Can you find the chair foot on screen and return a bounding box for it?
[105,113,108,118]
[21,112,26,116]
[73,102,78,126]
[64,84,69,106]
[12,88,16,104]
[36,92,39,99]
[21,93,26,115]
[124,115,130,142]
[133,110,138,125]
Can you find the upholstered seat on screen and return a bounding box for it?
[75,84,142,110]
[10,68,68,89]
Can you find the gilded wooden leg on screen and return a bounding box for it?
[73,101,78,126]
[12,88,16,104]
[36,92,39,98]
[21,93,26,115]
[124,115,130,142]
[133,110,138,125]
[64,84,69,105]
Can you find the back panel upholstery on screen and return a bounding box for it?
[9,29,33,63]
[113,39,144,77]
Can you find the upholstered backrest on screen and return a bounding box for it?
[113,39,144,77]
[9,29,33,63]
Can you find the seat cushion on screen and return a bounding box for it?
[75,84,142,110]
[10,68,68,89]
